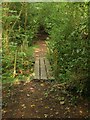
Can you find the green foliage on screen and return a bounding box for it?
[2,2,89,96]
[44,2,89,96]
[2,42,35,83]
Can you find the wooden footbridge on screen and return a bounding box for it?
[34,57,54,80]
[33,40,54,80]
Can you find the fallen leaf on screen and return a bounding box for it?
[40,83,44,86]
[55,112,59,115]
[44,114,48,118]
[20,90,23,92]
[2,110,7,113]
[22,114,24,117]
[50,108,53,111]
[31,104,35,107]
[30,87,34,90]
[60,101,65,105]
[21,104,26,109]
[79,110,83,114]
[65,107,70,110]
[36,110,38,113]
[21,104,25,107]
[27,94,30,97]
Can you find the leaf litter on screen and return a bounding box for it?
[2,80,90,118]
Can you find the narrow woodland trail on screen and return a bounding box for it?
[34,40,47,58]
[2,39,89,119]
[2,2,90,119]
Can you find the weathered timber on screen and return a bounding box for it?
[33,57,54,80]
[45,58,55,80]
[40,57,47,80]
[34,57,40,79]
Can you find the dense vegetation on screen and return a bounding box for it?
[2,2,89,97]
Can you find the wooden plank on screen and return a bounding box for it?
[40,58,47,80]
[45,58,55,80]
[34,57,40,79]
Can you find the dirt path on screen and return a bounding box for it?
[2,80,89,118]
[2,40,90,119]
[34,40,47,58]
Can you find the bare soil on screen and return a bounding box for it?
[34,40,47,58]
[2,80,89,119]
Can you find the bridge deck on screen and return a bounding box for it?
[34,57,54,80]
